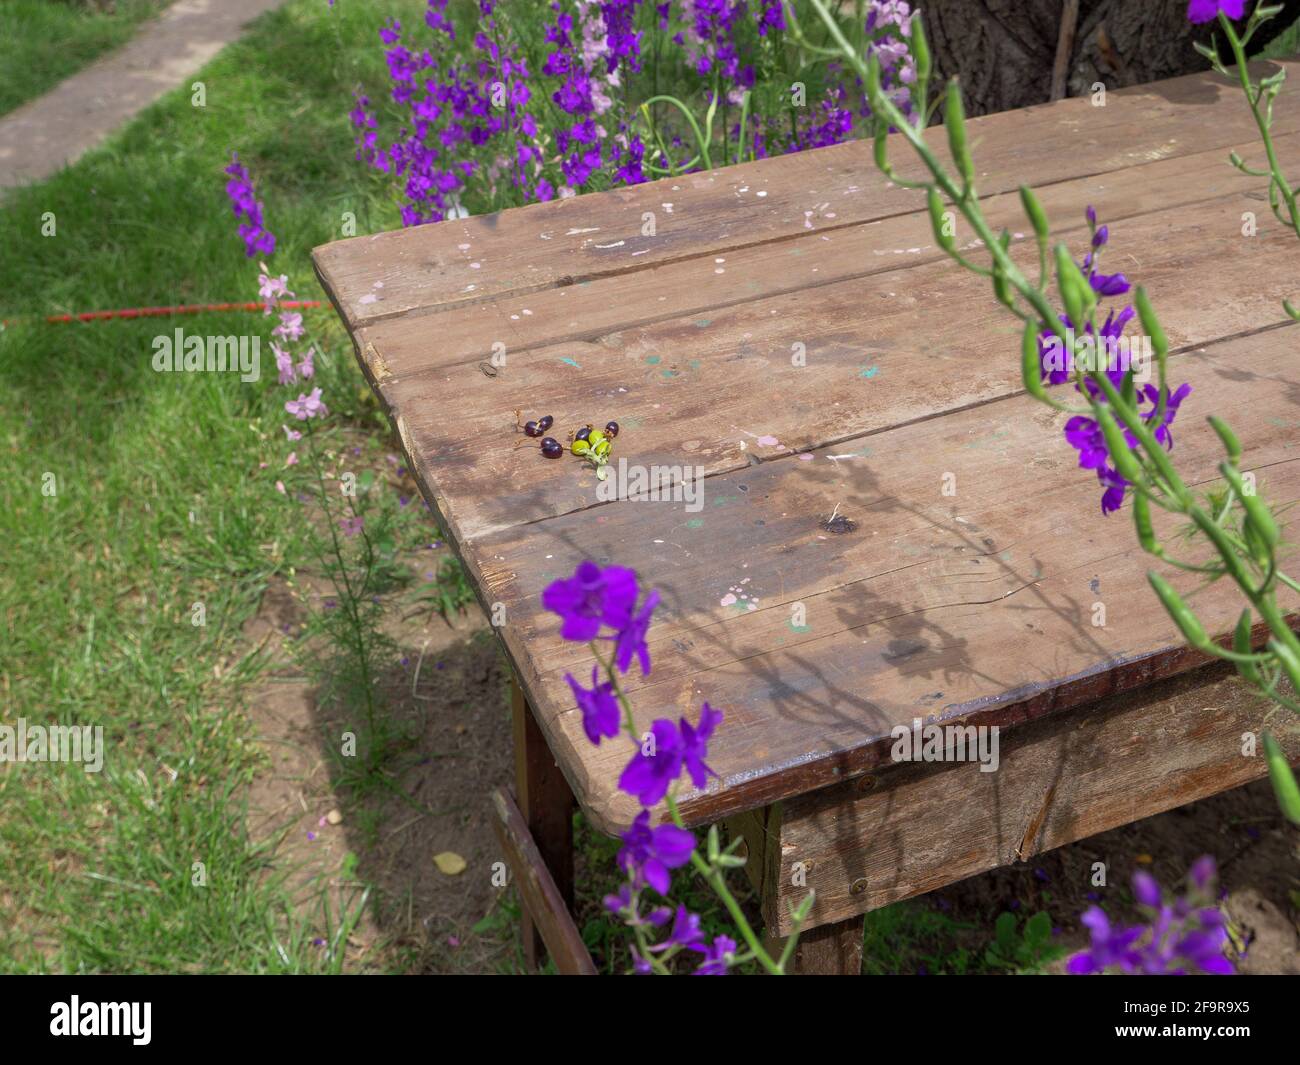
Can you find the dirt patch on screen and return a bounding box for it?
[242,567,516,973]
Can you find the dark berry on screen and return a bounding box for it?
[604,421,619,438]
[537,414,554,432]
[574,426,591,442]
[524,420,542,437]
[540,437,563,458]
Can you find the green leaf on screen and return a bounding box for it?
[1262,733,1300,825]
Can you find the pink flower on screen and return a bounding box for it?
[272,341,295,385]
[286,451,298,467]
[297,346,315,379]
[339,515,364,537]
[257,265,292,307]
[273,310,304,341]
[285,387,327,420]
[275,480,286,494]
[282,425,302,441]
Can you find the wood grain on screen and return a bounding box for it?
[475,325,1300,834]
[353,129,1300,387]
[490,786,596,975]
[748,662,1300,936]
[380,188,1300,542]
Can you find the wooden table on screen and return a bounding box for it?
[315,62,1300,974]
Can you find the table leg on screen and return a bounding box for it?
[779,914,866,975]
[511,677,576,970]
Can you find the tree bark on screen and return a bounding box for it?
[921,0,1300,116]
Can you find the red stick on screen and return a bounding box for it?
[1,299,324,327]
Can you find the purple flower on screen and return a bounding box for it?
[691,934,737,975]
[1066,907,1145,974]
[565,666,621,745]
[542,561,638,640]
[618,705,723,805]
[615,588,660,675]
[1068,857,1233,975]
[649,905,706,952]
[619,718,684,805]
[680,702,722,788]
[223,154,275,258]
[1187,0,1246,23]
[617,810,695,894]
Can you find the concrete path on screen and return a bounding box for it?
[0,0,289,191]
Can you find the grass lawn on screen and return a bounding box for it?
[0,0,438,973]
[0,1,175,118]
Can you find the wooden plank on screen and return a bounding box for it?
[767,914,866,975]
[382,189,1300,543]
[473,324,1300,834]
[354,117,1300,387]
[755,662,1300,936]
[313,61,1300,332]
[490,786,596,975]
[511,679,576,970]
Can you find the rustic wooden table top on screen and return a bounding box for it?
[315,61,1300,836]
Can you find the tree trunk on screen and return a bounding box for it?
[921,0,1300,116]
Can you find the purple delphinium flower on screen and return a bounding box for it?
[542,560,638,640]
[649,905,706,952]
[618,718,684,805]
[223,154,275,258]
[680,702,722,787]
[615,587,660,675]
[691,934,737,975]
[1041,208,1191,514]
[617,810,695,894]
[618,704,723,804]
[566,666,621,744]
[1187,0,1246,24]
[1066,906,1145,974]
[1068,857,1233,975]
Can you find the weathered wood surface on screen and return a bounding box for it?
[314,62,1300,845]
[490,786,596,976]
[739,662,1300,936]
[382,188,1300,543]
[475,326,1300,833]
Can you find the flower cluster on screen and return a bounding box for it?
[223,153,275,258]
[1040,208,1192,514]
[542,561,738,974]
[351,3,548,224]
[354,1,917,223]
[1068,857,1233,975]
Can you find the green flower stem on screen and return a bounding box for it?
[303,417,379,738]
[801,1,1300,739]
[1219,10,1300,236]
[640,94,713,171]
[590,642,789,974]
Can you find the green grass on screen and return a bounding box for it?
[0,1,174,117]
[0,0,437,973]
